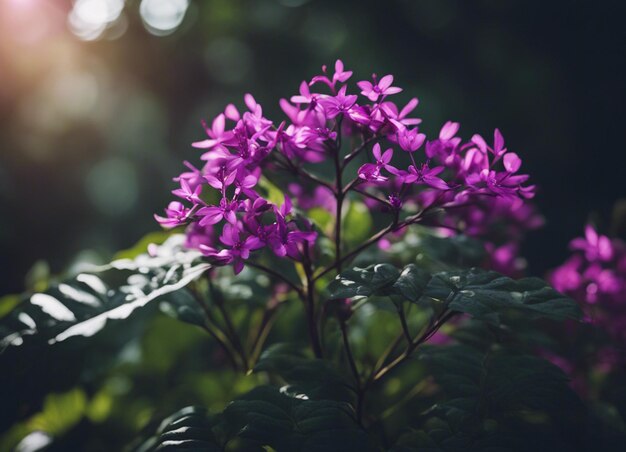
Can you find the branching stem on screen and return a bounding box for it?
[208,276,249,371]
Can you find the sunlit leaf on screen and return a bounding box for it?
[328,263,400,299]
[0,234,210,350]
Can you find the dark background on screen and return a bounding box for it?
[1,0,625,296]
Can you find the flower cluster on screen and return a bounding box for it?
[156,60,536,275]
[543,225,626,393]
[549,225,626,341]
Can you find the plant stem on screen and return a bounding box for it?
[397,305,413,344]
[313,202,446,282]
[273,153,334,192]
[372,310,455,382]
[208,276,249,371]
[340,319,365,424]
[340,320,361,388]
[303,245,323,358]
[314,223,395,282]
[248,304,280,367]
[351,187,392,208]
[342,135,378,168]
[333,118,344,274]
[189,285,241,370]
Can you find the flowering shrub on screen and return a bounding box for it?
[156,60,534,281]
[5,61,626,451]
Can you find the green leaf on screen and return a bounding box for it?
[137,406,222,452]
[424,268,582,323]
[254,343,354,402]
[142,386,373,452]
[392,264,432,303]
[400,345,586,451]
[419,345,582,424]
[328,264,401,299]
[221,386,372,451]
[325,262,432,305]
[258,176,286,206]
[308,207,334,235]
[114,230,174,260]
[0,234,210,350]
[159,289,206,329]
[0,294,20,319]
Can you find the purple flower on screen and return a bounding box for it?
[358,144,397,182]
[570,225,614,262]
[154,201,190,228]
[197,198,239,226]
[424,121,462,165]
[380,97,421,127]
[397,128,426,153]
[202,223,264,274]
[318,86,358,119]
[192,113,233,152]
[185,222,215,249]
[269,216,317,260]
[175,161,205,191]
[310,59,353,90]
[204,170,237,191]
[471,128,506,160]
[398,163,448,189]
[290,81,318,105]
[172,178,203,204]
[357,74,402,102]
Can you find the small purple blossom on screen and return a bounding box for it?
[155,201,190,228]
[197,198,239,226]
[393,163,448,189]
[192,113,232,153]
[570,224,614,262]
[172,178,203,204]
[358,144,396,182]
[318,86,358,119]
[310,59,353,90]
[397,128,426,153]
[357,74,402,102]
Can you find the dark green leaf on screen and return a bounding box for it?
[159,289,206,329]
[254,343,354,402]
[419,345,582,423]
[402,345,586,451]
[424,268,582,323]
[137,406,222,452]
[328,264,400,299]
[220,386,372,452]
[392,264,432,303]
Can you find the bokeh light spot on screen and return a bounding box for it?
[139,0,189,36]
[68,0,125,41]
